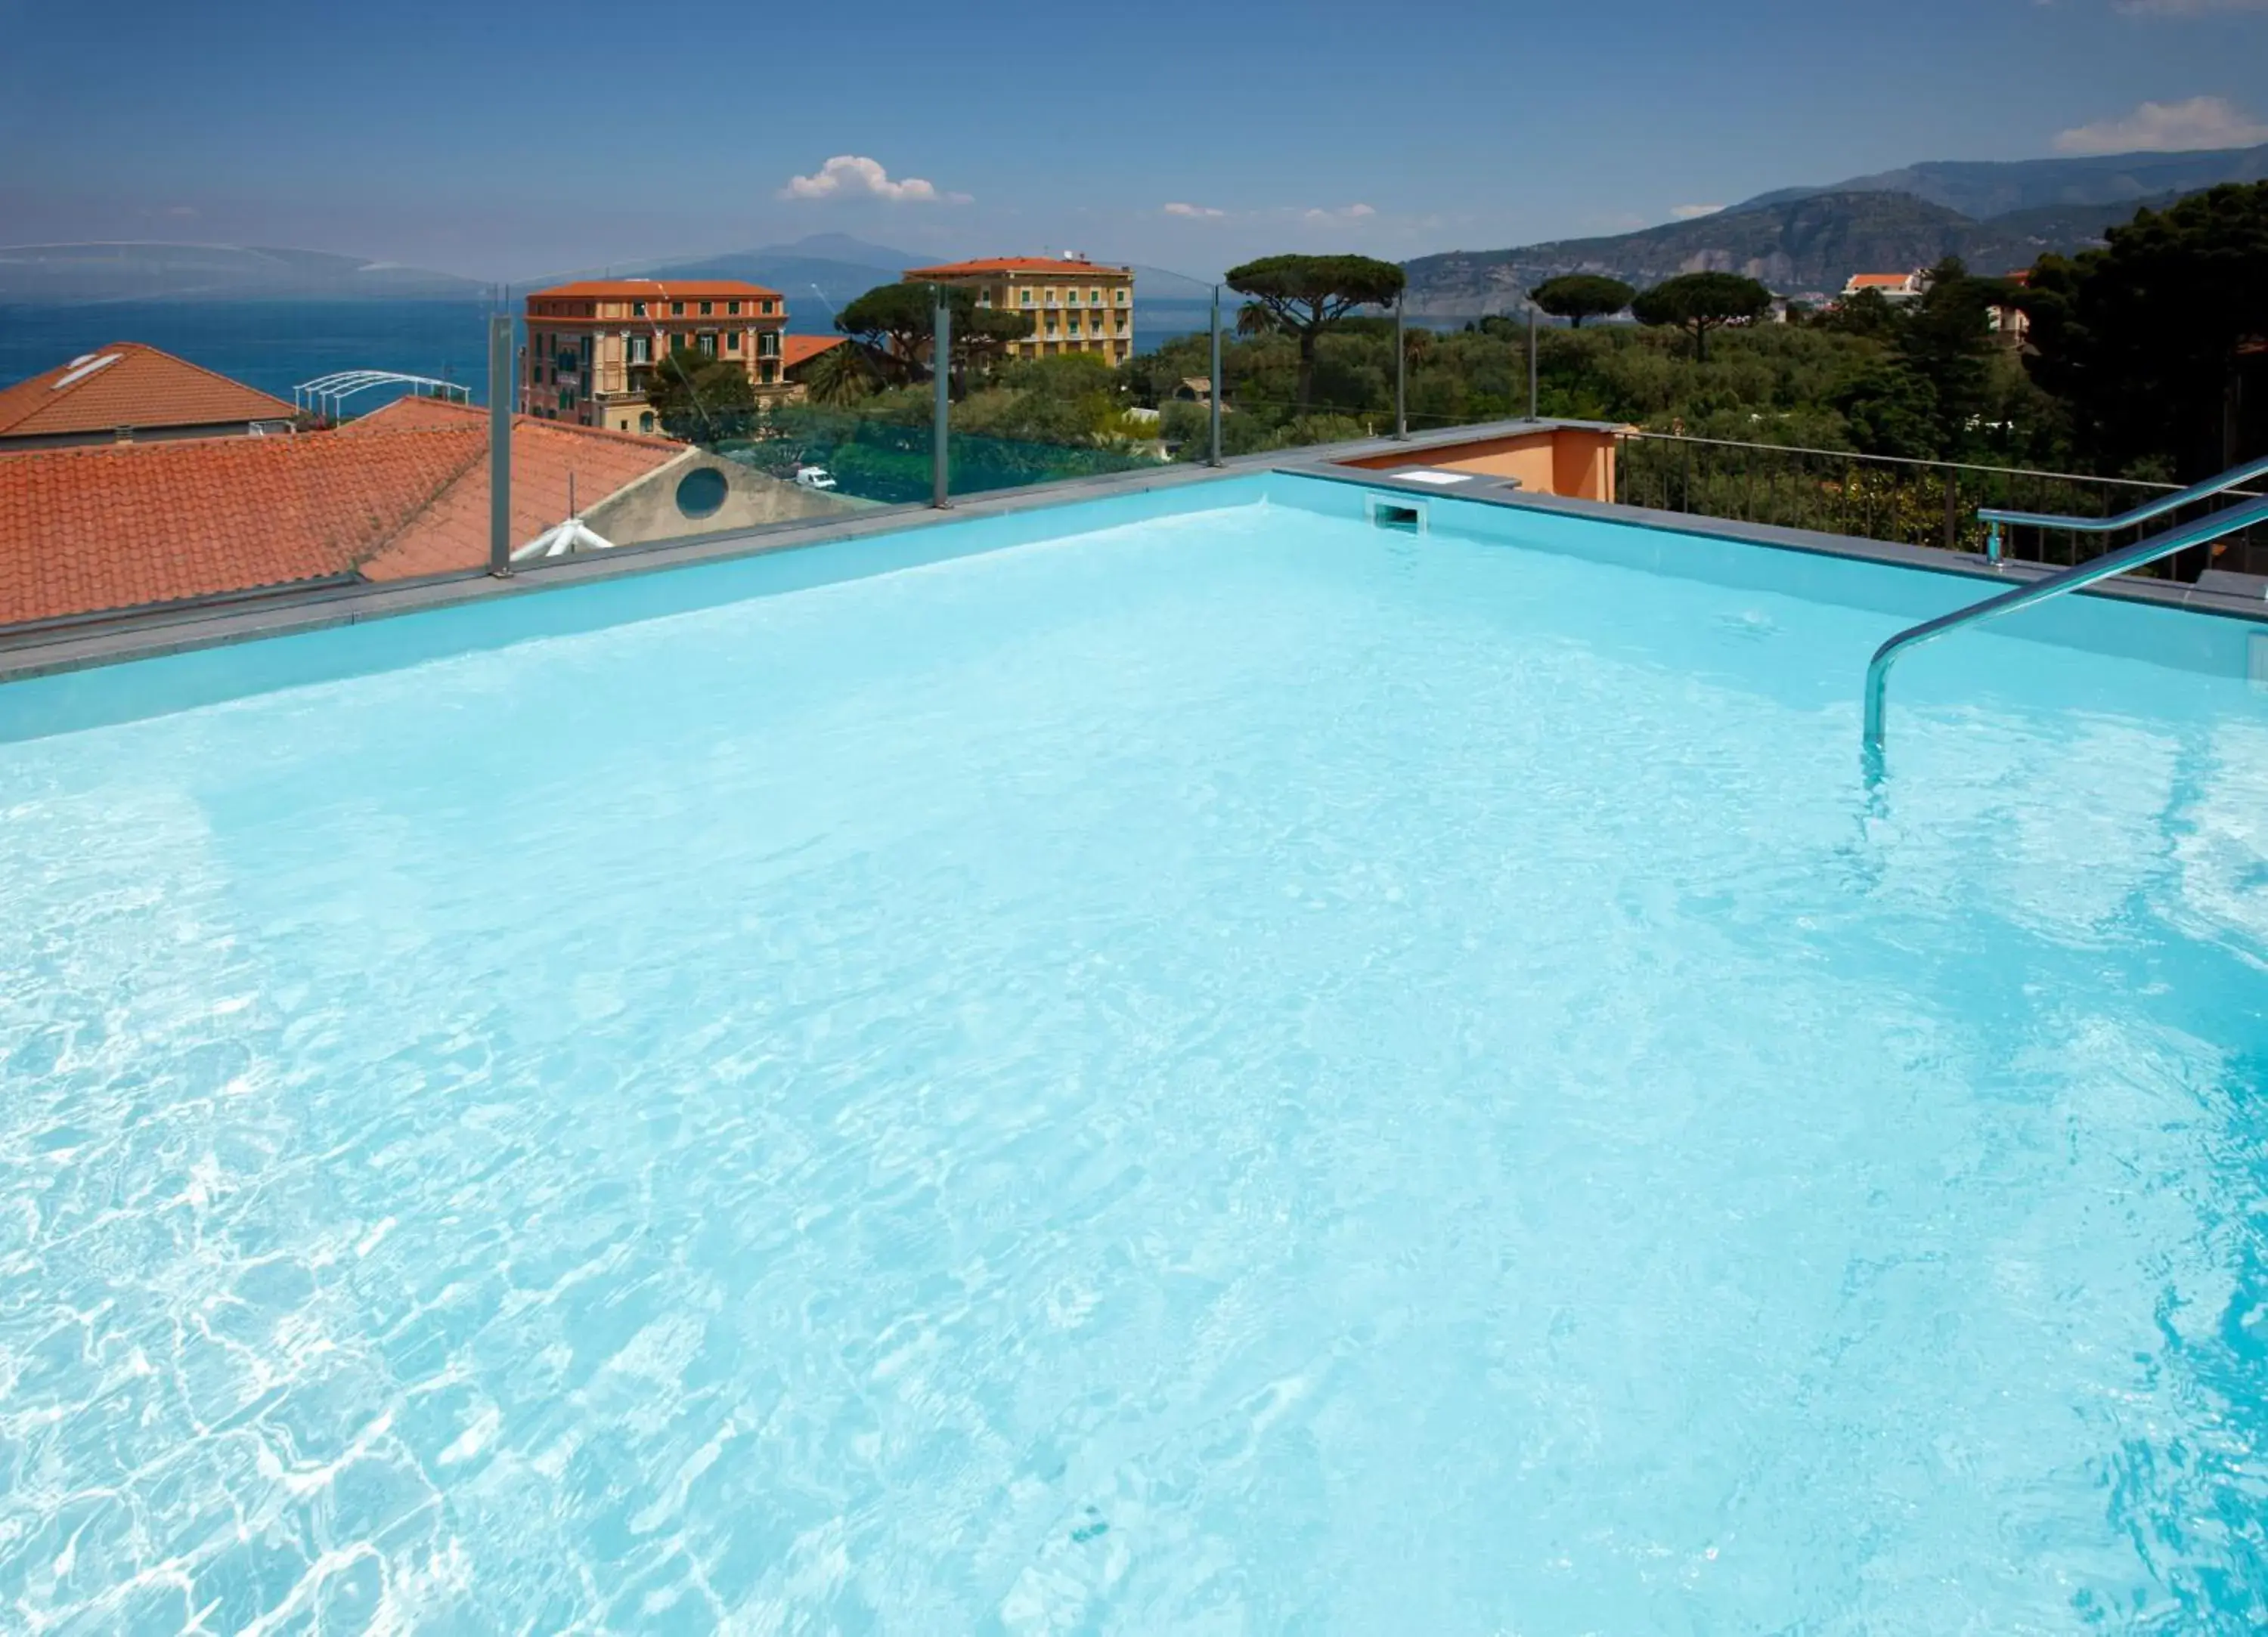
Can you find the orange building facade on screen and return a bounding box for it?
[522,280,790,433]
[901,257,1135,364]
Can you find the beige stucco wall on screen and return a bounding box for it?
[587,451,869,545]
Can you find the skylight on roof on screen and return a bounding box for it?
[53,354,122,390]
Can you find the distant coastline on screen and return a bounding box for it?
[0,298,1238,403]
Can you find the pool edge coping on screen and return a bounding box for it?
[5,418,2266,686]
[1284,460,2268,631]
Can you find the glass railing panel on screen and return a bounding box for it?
[940,264,1208,503]
[1613,432,2268,583]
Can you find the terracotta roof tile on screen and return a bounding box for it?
[0,397,686,624]
[352,399,683,581]
[781,334,847,370]
[904,257,1132,278]
[528,278,784,301]
[0,342,298,441]
[0,429,482,624]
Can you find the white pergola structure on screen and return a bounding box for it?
[293,371,473,423]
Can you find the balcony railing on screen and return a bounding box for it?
[1615,432,2268,582]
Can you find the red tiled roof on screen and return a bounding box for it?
[345,398,683,581]
[0,428,483,624]
[1846,274,1913,289]
[781,334,847,370]
[904,257,1132,278]
[0,342,297,441]
[528,278,783,302]
[0,396,685,624]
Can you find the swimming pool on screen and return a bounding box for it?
[2,473,2265,1631]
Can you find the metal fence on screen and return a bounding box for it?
[1616,433,2268,581]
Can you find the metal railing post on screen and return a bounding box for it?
[1393,297,1407,441]
[1528,303,1539,421]
[931,285,950,509]
[1208,284,1223,468]
[488,312,513,577]
[1865,490,2268,763]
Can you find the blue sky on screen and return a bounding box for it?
[2,0,2264,280]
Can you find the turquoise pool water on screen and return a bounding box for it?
[3,478,2266,1632]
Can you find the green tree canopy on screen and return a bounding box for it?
[1892,257,2006,458]
[835,283,1034,389]
[1531,274,1636,329]
[1225,253,1407,409]
[1631,272,1774,361]
[1814,286,1903,341]
[643,345,758,443]
[2019,181,2268,478]
[835,283,935,377]
[1836,361,1942,460]
[801,339,882,407]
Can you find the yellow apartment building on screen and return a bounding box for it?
[521,280,789,434]
[900,256,1135,364]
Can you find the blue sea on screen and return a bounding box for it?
[0,299,1228,406]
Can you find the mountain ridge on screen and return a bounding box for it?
[1400,181,2241,317]
[1731,141,2268,220]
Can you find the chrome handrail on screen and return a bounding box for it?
[1977,453,2268,562]
[1863,491,2268,760]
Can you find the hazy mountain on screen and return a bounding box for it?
[1404,192,1975,315]
[1399,181,2220,317]
[1737,143,2268,221]
[749,233,919,270]
[0,243,485,304]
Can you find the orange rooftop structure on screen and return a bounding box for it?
[522,279,789,433]
[0,343,299,451]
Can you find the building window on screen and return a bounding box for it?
[1045,317,1058,335]
[1045,288,1056,305]
[699,300,713,316]
[640,411,655,433]
[671,301,684,316]
[1115,288,1129,306]
[697,332,717,357]
[633,301,647,317]
[727,331,742,352]
[1064,288,1079,305]
[761,299,775,315]
[627,334,650,364]
[760,361,776,384]
[1089,288,1101,304]
[1020,288,1033,307]
[1068,317,1081,336]
[757,331,779,357]
[727,300,741,315]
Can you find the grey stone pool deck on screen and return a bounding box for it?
[2,416,2264,689]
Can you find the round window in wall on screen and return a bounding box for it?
[674,466,728,521]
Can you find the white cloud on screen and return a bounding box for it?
[1163,202,1225,218]
[2053,95,2268,153]
[1670,203,1724,221]
[779,155,970,204]
[1300,203,1377,224]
